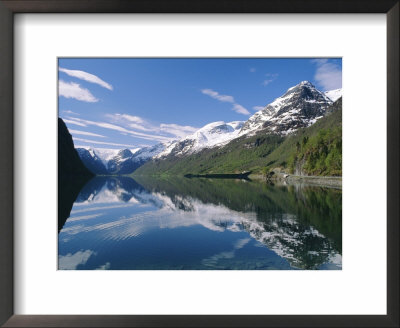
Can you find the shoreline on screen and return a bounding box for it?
[132,172,342,189]
[250,173,342,189]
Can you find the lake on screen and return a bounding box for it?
[58,176,342,270]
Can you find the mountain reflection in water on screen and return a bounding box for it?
[58,176,342,270]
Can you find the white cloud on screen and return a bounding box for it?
[114,114,144,123]
[68,116,174,142]
[59,80,98,102]
[62,110,80,115]
[63,118,87,127]
[106,114,153,132]
[232,104,250,115]
[312,59,342,90]
[59,67,113,90]
[106,114,198,140]
[201,89,235,103]
[262,79,274,86]
[159,123,197,139]
[262,73,278,86]
[311,58,328,65]
[69,129,106,138]
[201,89,250,116]
[253,106,264,111]
[73,137,137,148]
[127,123,154,132]
[249,68,256,73]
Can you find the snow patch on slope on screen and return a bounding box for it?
[239,81,332,137]
[157,121,244,158]
[324,88,342,102]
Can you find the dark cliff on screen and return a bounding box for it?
[58,118,94,178]
[58,118,94,232]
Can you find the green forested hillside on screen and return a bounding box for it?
[271,105,342,176]
[134,99,342,177]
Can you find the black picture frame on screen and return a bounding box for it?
[0,1,398,327]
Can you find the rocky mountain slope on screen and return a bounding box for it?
[157,121,244,158]
[239,81,333,136]
[134,97,342,177]
[77,143,169,175]
[75,81,341,176]
[76,148,109,175]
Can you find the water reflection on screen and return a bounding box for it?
[58,176,342,270]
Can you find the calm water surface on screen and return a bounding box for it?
[58,176,342,270]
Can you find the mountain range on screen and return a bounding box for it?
[76,81,342,175]
[76,143,169,175]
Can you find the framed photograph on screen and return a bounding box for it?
[0,0,398,327]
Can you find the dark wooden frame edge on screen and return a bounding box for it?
[0,0,398,327]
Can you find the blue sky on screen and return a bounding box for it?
[58,58,342,149]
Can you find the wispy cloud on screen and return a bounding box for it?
[252,106,264,111]
[201,89,234,103]
[201,88,250,115]
[59,67,113,90]
[63,118,87,127]
[106,114,153,132]
[62,110,80,115]
[262,79,274,86]
[114,114,144,124]
[67,116,179,143]
[249,67,256,73]
[311,59,342,90]
[126,123,154,132]
[73,138,138,148]
[159,123,197,139]
[106,114,198,140]
[232,104,250,115]
[262,73,278,86]
[59,80,98,102]
[69,129,106,138]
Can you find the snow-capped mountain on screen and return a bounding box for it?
[157,121,244,158]
[239,81,333,136]
[324,88,342,102]
[76,148,109,175]
[77,143,168,175]
[77,81,339,169]
[134,142,174,161]
[107,149,138,174]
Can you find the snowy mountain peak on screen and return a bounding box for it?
[157,120,245,158]
[77,143,169,175]
[299,80,314,87]
[117,149,134,158]
[239,81,333,136]
[77,81,339,168]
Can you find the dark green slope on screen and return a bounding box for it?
[267,98,342,176]
[135,133,283,176]
[134,98,342,177]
